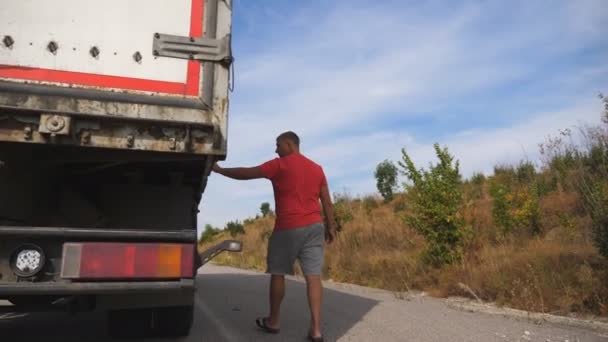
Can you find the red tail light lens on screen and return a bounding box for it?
[61,242,194,280]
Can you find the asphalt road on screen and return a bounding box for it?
[1,264,606,342]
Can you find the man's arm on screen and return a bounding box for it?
[320,185,337,244]
[212,163,265,180]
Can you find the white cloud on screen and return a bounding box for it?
[197,0,608,234]
[199,99,604,232]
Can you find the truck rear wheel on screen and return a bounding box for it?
[155,305,194,337]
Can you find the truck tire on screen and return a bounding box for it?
[107,308,155,338]
[155,305,194,337]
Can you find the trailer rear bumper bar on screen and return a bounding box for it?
[0,225,197,242]
[0,279,195,296]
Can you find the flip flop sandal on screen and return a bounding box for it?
[308,333,324,342]
[256,317,280,334]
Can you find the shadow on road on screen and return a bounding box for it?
[0,310,107,341]
[0,272,379,341]
[196,272,380,341]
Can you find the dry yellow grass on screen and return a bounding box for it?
[200,188,608,317]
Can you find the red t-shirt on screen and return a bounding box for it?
[258,153,327,230]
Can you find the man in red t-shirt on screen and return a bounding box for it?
[212,131,336,342]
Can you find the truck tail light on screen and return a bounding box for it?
[61,243,194,280]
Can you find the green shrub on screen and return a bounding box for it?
[199,224,220,243]
[468,172,486,199]
[260,202,271,217]
[333,192,354,232]
[579,168,608,258]
[516,161,536,184]
[399,143,466,266]
[471,172,486,185]
[225,220,245,237]
[374,159,399,201]
[489,181,513,235]
[489,180,541,236]
[541,95,608,258]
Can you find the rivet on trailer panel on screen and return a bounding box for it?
[2,35,14,48]
[133,51,142,63]
[47,41,58,54]
[90,46,100,58]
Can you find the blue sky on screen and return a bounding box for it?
[197,0,608,232]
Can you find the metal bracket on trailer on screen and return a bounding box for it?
[198,240,242,266]
[152,33,232,66]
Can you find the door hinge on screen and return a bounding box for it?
[152,33,232,65]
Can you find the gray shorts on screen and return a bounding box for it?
[266,222,325,276]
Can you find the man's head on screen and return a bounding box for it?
[275,131,300,157]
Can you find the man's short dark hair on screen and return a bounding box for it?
[277,131,300,146]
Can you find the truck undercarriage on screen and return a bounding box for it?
[0,141,237,337]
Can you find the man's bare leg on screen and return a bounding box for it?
[267,274,285,328]
[305,274,323,337]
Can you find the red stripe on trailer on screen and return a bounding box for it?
[0,66,188,94]
[0,0,204,96]
[186,0,204,96]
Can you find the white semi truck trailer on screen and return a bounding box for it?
[0,0,239,337]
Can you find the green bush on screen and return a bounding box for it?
[580,171,608,260]
[225,220,245,237]
[576,115,608,258]
[489,181,513,235]
[541,95,608,258]
[374,159,399,201]
[471,172,486,185]
[199,224,220,243]
[489,180,541,236]
[399,143,466,266]
[584,95,608,257]
[516,161,536,184]
[468,172,486,199]
[535,173,558,197]
[513,186,542,235]
[333,192,354,232]
[260,202,271,217]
